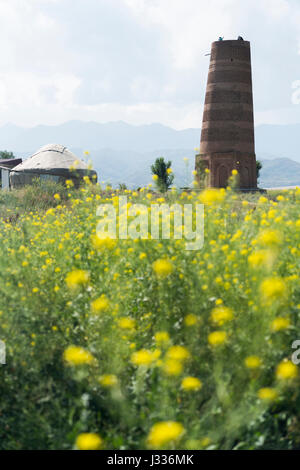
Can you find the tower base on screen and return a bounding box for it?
[195,151,257,189]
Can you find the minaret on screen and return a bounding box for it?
[196,39,257,189]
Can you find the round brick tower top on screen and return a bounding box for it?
[199,39,255,155]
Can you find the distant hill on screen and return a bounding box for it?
[89,153,300,189]
[259,158,300,188]
[0,120,298,187]
[0,121,200,153]
[256,124,300,162]
[0,120,299,160]
[86,148,196,188]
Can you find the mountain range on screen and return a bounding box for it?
[1,120,299,188]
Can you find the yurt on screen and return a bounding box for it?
[10,144,97,188]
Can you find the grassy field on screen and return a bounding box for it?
[1,180,300,450]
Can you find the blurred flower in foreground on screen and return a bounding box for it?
[63,346,94,366]
[257,229,282,247]
[184,314,198,326]
[131,349,155,367]
[65,270,89,290]
[163,359,183,376]
[91,295,109,314]
[147,421,185,448]
[276,360,298,380]
[198,189,225,205]
[271,317,291,332]
[210,306,233,326]
[181,377,202,391]
[258,388,278,402]
[118,317,136,330]
[155,331,170,345]
[166,345,190,361]
[208,331,227,347]
[245,356,262,369]
[260,277,287,304]
[99,374,118,388]
[76,433,103,450]
[153,259,174,279]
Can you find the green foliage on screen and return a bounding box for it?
[257,160,263,179]
[0,150,16,160]
[0,179,70,220]
[151,157,174,192]
[0,184,300,449]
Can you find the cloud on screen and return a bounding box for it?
[0,0,298,128]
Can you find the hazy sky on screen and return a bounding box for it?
[0,0,299,129]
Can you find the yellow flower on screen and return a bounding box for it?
[181,377,202,391]
[131,349,155,366]
[166,345,190,361]
[208,331,227,347]
[167,168,173,175]
[91,295,109,314]
[210,306,233,326]
[198,189,225,205]
[163,359,183,376]
[83,175,91,185]
[99,374,118,388]
[66,179,74,188]
[260,277,287,304]
[153,259,174,279]
[257,229,282,247]
[54,193,61,201]
[248,250,275,269]
[65,270,89,289]
[258,196,268,204]
[76,433,103,450]
[184,314,198,326]
[271,317,291,332]
[245,356,262,369]
[276,360,298,380]
[147,422,185,448]
[91,235,116,251]
[118,317,136,330]
[155,331,170,345]
[152,174,159,181]
[63,346,94,366]
[258,388,278,401]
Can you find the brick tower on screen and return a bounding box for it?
[196,39,257,189]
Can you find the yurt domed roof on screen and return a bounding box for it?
[12,144,91,173]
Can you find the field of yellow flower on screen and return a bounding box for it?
[1,181,300,449]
